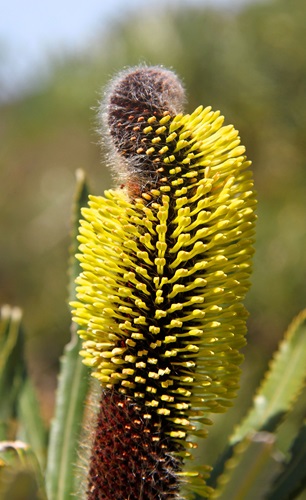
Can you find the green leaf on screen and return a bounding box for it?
[212,432,283,500]
[267,422,306,500]
[0,305,25,440]
[231,309,306,441]
[0,305,47,467]
[45,170,92,500]
[45,329,91,500]
[0,440,47,500]
[17,379,48,473]
[209,309,306,489]
[68,169,90,304]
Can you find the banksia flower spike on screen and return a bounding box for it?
[71,66,256,499]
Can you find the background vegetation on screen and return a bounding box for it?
[1,0,305,453]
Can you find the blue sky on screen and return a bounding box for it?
[0,0,250,99]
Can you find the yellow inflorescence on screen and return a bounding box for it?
[71,105,256,456]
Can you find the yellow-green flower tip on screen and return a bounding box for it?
[72,103,256,449]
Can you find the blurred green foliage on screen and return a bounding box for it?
[0,0,305,418]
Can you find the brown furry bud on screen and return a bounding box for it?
[100,66,186,196]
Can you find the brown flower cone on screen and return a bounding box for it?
[87,389,183,500]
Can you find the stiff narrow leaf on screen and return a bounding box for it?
[45,330,91,500]
[209,309,306,489]
[45,170,91,500]
[267,421,306,500]
[0,306,47,478]
[0,305,24,439]
[68,169,91,304]
[0,440,47,499]
[212,432,282,500]
[17,379,48,473]
[231,309,306,441]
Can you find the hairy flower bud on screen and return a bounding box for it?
[101,66,186,198]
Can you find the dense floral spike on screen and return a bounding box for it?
[71,67,256,498]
